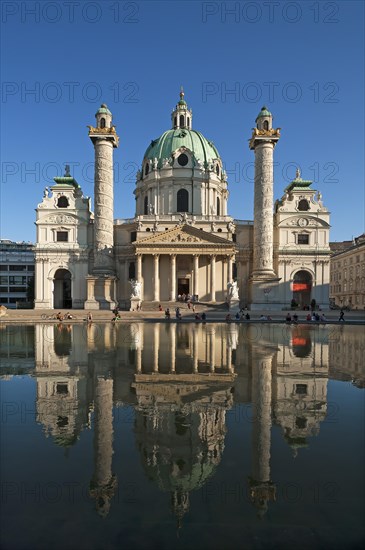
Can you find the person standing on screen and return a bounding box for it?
[339,310,345,322]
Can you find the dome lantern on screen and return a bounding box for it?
[171,87,193,130]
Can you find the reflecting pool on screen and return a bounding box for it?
[1,323,364,549]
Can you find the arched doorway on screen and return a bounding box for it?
[54,269,72,309]
[292,270,312,308]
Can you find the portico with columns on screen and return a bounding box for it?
[132,224,236,302]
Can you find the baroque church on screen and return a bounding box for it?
[34,91,331,310]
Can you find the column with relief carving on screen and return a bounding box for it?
[249,106,281,309]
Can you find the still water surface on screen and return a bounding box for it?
[0,323,364,550]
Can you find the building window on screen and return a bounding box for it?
[128,262,135,280]
[298,234,309,245]
[145,163,149,176]
[177,189,189,212]
[178,153,189,167]
[298,199,310,211]
[100,117,106,128]
[216,197,220,216]
[232,234,237,242]
[179,114,184,127]
[144,196,148,215]
[130,231,137,242]
[56,231,68,242]
[295,384,308,395]
[9,265,27,271]
[216,165,220,176]
[263,120,269,130]
[187,117,190,128]
[56,383,68,395]
[57,196,69,208]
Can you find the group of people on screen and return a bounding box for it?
[56,311,73,321]
[285,312,327,323]
[226,312,251,322]
[177,293,194,302]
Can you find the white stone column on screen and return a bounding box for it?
[93,139,115,273]
[153,254,160,302]
[252,142,276,278]
[136,254,142,282]
[228,255,233,283]
[210,255,216,302]
[193,254,199,298]
[170,254,176,301]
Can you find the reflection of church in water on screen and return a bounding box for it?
[21,321,349,520]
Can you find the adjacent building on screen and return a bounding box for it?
[0,239,35,308]
[330,233,365,309]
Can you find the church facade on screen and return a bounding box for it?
[34,92,331,310]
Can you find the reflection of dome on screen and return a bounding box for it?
[135,404,228,525]
[143,129,221,168]
[53,432,78,447]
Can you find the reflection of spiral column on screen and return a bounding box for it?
[153,324,159,373]
[90,376,116,518]
[170,324,176,373]
[249,348,275,517]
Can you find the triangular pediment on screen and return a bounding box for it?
[136,224,235,247]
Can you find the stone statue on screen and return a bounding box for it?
[130,279,141,298]
[196,158,204,170]
[227,280,239,301]
[148,203,154,214]
[136,169,141,181]
[152,157,158,170]
[43,187,49,198]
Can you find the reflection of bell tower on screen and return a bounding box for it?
[249,346,276,518]
[89,376,117,518]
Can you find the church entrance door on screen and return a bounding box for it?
[292,270,312,308]
[54,269,72,309]
[178,278,190,296]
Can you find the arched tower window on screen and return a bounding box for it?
[187,117,190,128]
[216,197,220,216]
[57,196,69,208]
[179,114,184,128]
[216,165,220,176]
[144,196,148,215]
[177,189,189,212]
[145,163,149,176]
[100,117,106,128]
[174,116,177,128]
[263,120,269,130]
[298,199,310,211]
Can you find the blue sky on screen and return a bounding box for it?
[1,0,364,242]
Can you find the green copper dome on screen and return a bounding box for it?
[143,128,221,167]
[256,106,272,121]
